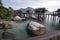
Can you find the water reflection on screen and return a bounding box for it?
[42,15,60,32]
[56,17,60,30]
[59,17,60,23]
[2,32,16,40]
[46,15,59,24]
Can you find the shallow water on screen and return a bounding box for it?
[0,15,60,40]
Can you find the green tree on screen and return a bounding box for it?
[8,7,14,17]
[0,6,13,19]
[6,7,14,19]
[0,0,14,19]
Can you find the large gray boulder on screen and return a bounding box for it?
[26,21,46,36]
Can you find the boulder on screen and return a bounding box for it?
[22,18,27,21]
[2,32,16,40]
[26,21,46,36]
[13,16,22,22]
[31,15,37,19]
[0,22,12,29]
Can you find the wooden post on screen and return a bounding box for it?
[44,39,50,40]
[24,13,25,18]
[38,13,40,21]
[59,17,60,23]
[50,37,55,40]
[57,35,60,40]
[48,15,49,21]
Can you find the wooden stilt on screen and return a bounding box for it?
[44,39,50,40]
[57,35,60,40]
[50,37,55,40]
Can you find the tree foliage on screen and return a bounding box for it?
[0,6,13,19]
[0,0,14,19]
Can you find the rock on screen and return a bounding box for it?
[5,23,12,29]
[31,15,37,19]
[2,32,16,40]
[0,22,12,29]
[22,18,27,21]
[26,21,46,36]
[13,16,22,22]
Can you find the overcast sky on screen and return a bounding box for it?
[2,0,60,11]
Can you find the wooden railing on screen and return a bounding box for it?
[25,30,60,40]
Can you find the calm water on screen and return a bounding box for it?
[0,15,60,40]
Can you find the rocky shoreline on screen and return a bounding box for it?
[0,20,12,29]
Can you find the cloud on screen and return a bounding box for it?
[2,0,60,11]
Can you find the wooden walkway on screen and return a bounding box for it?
[25,30,60,40]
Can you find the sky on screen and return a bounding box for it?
[2,0,60,11]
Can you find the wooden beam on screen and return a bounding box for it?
[24,31,60,40]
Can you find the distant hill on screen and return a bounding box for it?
[26,7,34,11]
[14,7,48,17]
[19,7,34,13]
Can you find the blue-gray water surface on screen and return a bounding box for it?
[0,15,60,40]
